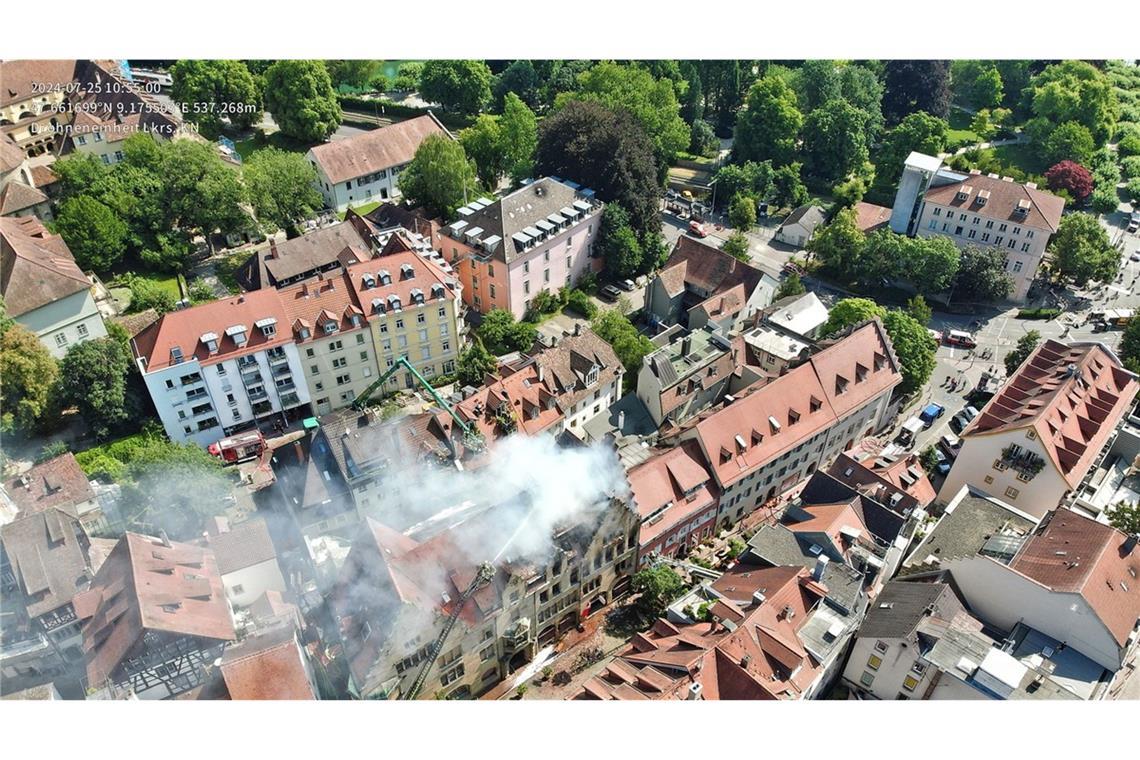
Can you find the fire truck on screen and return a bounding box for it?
[207,431,267,464]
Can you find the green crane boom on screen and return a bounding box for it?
[352,355,484,451]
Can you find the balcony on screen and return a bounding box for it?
[271,362,293,378]
[502,618,531,648]
[998,444,1046,481]
[280,392,301,408]
[248,388,269,403]
[251,400,273,417]
[180,374,204,387]
[275,380,296,393]
[267,350,289,366]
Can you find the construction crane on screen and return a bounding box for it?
[402,561,495,700]
[352,355,484,452]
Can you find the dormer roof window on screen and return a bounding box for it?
[410,288,425,305]
[255,317,277,338]
[200,332,218,353]
[361,273,376,289]
[585,364,599,387]
[371,298,386,315]
[224,325,247,347]
[388,294,402,311]
[431,283,446,299]
[378,270,392,286]
[170,346,184,365]
[400,263,415,280]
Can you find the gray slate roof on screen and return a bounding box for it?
[902,488,1036,572]
[455,178,583,264]
[857,581,957,640]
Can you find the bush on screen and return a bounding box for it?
[125,276,177,314]
[565,289,597,319]
[188,280,215,304]
[527,289,562,319]
[1121,155,1140,180]
[575,271,599,296]
[36,440,70,463]
[1091,186,1121,214]
[1016,307,1062,320]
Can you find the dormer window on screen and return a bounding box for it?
[361,274,376,289]
[769,415,781,433]
[255,317,277,338]
[956,185,972,201]
[975,189,990,206]
[809,396,822,413]
[400,263,415,280]
[350,314,362,327]
[299,328,311,340]
[170,346,184,365]
[200,332,218,354]
[751,429,764,446]
[323,320,338,335]
[225,325,247,347]
[371,298,386,315]
[788,409,800,426]
[431,283,445,299]
[1013,199,1030,218]
[388,295,402,311]
[586,364,599,387]
[734,434,747,453]
[855,363,868,383]
[835,375,849,395]
[379,270,392,286]
[410,288,425,305]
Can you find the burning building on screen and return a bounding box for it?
[329,437,639,699]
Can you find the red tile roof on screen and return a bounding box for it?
[852,201,892,233]
[1010,509,1140,647]
[660,236,769,302]
[964,340,1139,487]
[580,565,823,700]
[628,441,717,545]
[132,288,293,371]
[219,627,316,700]
[0,60,80,108]
[693,320,901,488]
[924,172,1065,232]
[310,114,450,184]
[75,533,235,688]
[3,453,96,518]
[454,363,564,440]
[828,446,937,511]
[1,216,90,317]
[344,250,458,324]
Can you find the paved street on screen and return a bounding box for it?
[660,209,798,278]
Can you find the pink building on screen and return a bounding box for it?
[440,178,603,319]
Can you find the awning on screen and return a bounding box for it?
[303,417,320,430]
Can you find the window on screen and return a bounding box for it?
[357,333,366,345]
[1020,243,1031,253]
[544,269,550,283]
[311,365,320,375]
[1007,238,1016,249]
[442,341,450,352]
[932,207,941,216]
[1013,261,1023,273]
[959,213,967,221]
[1004,486,1019,500]
[1026,230,1035,239]
[336,373,351,386]
[217,364,227,376]
[928,219,938,230]
[418,328,429,343]
[54,333,68,347]
[860,672,875,687]
[867,655,882,670]
[379,323,388,334]
[1012,226,1021,236]
[902,675,920,691]
[994,236,1004,246]
[874,640,888,653]
[984,475,994,484]
[981,233,990,242]
[417,312,426,324]
[438,306,446,318]
[489,284,496,299]
[360,351,369,362]
[332,357,347,369]
[76,324,89,338]
[395,319,404,330]
[523,261,530,274]
[524,281,530,294]
[985,220,994,229]
[955,226,963,235]
[329,340,343,351]
[941,222,948,232]
[968,229,976,239]
[998,223,1007,232]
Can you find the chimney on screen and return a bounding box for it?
[617,410,626,429]
[268,241,278,259]
[681,335,692,357]
[813,555,830,581]
[237,294,245,304]
[574,323,582,337]
[752,590,766,607]
[687,682,702,701]
[538,365,544,384]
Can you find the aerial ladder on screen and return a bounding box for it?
[352,355,484,452]
[402,561,495,700]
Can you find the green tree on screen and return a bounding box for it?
[262,60,342,142]
[840,64,885,144]
[591,309,654,391]
[832,176,866,208]
[126,277,177,314]
[170,59,261,136]
[733,76,803,166]
[1005,330,1042,376]
[492,60,540,110]
[324,60,377,90]
[0,322,59,434]
[499,93,538,181]
[712,161,773,208]
[1029,60,1119,146]
[478,309,538,355]
[899,235,960,295]
[419,60,493,115]
[919,446,941,475]
[822,297,886,338]
[596,205,643,279]
[50,195,128,273]
[398,134,478,219]
[807,207,868,282]
[882,309,937,396]
[797,60,843,113]
[689,118,719,157]
[1050,212,1119,285]
[161,139,250,243]
[560,62,691,163]
[775,272,806,300]
[459,115,507,188]
[631,565,686,618]
[721,231,750,262]
[392,62,423,92]
[953,245,1014,302]
[962,64,1005,110]
[243,148,322,231]
[870,112,949,198]
[801,99,870,185]
[457,337,497,387]
[56,337,133,440]
[728,193,757,230]
[883,61,952,123]
[535,100,661,235]
[119,437,233,540]
[1042,121,1096,166]
[1119,317,1140,374]
[771,163,808,210]
[906,295,933,326]
[1107,502,1140,536]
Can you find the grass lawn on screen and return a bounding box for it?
[214,253,250,295]
[991,142,1049,176]
[947,108,981,147]
[233,130,315,161]
[108,272,183,309]
[339,201,383,220]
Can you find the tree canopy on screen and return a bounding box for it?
[721,231,750,262]
[822,298,886,338]
[535,100,661,236]
[56,336,135,440]
[1120,318,1140,374]
[881,310,937,396]
[728,193,757,230]
[1050,212,1119,285]
[953,245,1014,303]
[883,60,952,124]
[733,76,803,166]
[1005,330,1042,376]
[801,98,870,185]
[1028,60,1119,146]
[170,60,261,137]
[51,195,128,271]
[262,60,342,142]
[631,565,686,618]
[0,319,59,435]
[419,60,493,115]
[243,148,323,231]
[1044,160,1094,204]
[457,337,497,387]
[596,205,645,280]
[397,134,479,219]
[870,111,949,200]
[477,309,538,355]
[591,309,654,391]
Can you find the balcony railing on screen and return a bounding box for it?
[998,444,1046,481]
[280,392,301,408]
[271,363,293,378]
[248,388,269,402]
[267,350,289,366]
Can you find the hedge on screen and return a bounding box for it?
[1016,307,1062,320]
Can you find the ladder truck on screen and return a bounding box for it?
[352,355,484,453]
[402,561,495,700]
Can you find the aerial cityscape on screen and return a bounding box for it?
[4,54,1140,709]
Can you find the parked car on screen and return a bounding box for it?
[944,330,977,349]
[1128,211,1140,233]
[688,220,709,238]
[919,403,945,428]
[938,433,962,459]
[931,447,952,476]
[928,328,943,344]
[1131,251,1140,263]
[895,416,925,448]
[949,405,980,434]
[618,278,637,292]
[600,284,622,301]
